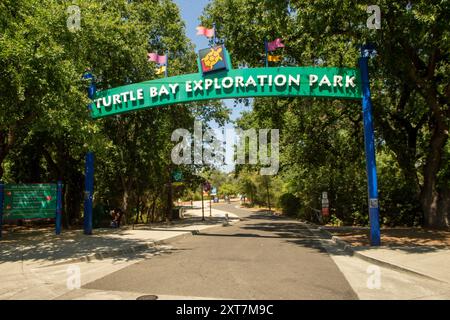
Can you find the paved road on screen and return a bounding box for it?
[84,203,357,299]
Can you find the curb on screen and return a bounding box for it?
[301,221,446,284]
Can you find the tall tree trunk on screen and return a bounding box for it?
[44,145,84,228]
[120,175,133,225]
[145,206,151,224]
[147,195,157,224]
[438,186,450,228]
[54,143,84,226]
[151,199,157,223]
[0,157,4,180]
[265,178,271,212]
[0,130,13,181]
[166,181,173,222]
[62,183,70,228]
[420,99,449,228]
[65,173,83,226]
[122,189,129,225]
[134,194,141,225]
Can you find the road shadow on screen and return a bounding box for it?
[0,214,238,265]
[0,227,181,264]
[229,208,450,256]
[192,211,350,256]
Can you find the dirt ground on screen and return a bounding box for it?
[324,227,450,248]
[243,205,283,215]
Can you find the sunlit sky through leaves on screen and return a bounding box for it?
[174,0,251,172]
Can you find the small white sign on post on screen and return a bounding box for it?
[321,192,329,217]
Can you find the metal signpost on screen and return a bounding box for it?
[210,187,218,216]
[201,184,205,221]
[321,192,329,218]
[202,182,211,220]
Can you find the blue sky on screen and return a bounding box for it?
[173,0,250,123]
[174,0,251,172]
[173,0,211,51]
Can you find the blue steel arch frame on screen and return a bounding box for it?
[83,49,381,246]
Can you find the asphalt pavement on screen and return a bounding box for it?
[83,203,357,299]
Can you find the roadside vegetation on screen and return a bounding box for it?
[1,1,448,229]
[201,0,450,229]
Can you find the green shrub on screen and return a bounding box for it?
[329,215,344,227]
[351,210,369,226]
[278,193,301,217]
[242,202,254,208]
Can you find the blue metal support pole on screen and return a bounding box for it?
[84,152,94,235]
[55,181,62,235]
[359,55,381,246]
[0,182,3,239]
[83,69,95,235]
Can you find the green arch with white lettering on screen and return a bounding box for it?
[90,66,362,119]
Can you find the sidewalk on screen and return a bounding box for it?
[0,206,237,300]
[0,206,239,265]
[319,226,450,284]
[182,203,240,221]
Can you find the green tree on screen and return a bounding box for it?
[202,0,450,228]
[0,0,229,226]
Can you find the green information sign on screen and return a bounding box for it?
[3,184,57,220]
[90,67,362,119]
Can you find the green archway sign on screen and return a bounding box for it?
[85,45,380,247]
[90,47,362,119]
[90,67,361,119]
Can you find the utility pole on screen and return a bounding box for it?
[209,194,212,217]
[201,184,205,221]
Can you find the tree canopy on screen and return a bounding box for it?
[1,0,448,229]
[0,0,229,225]
[201,0,449,228]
